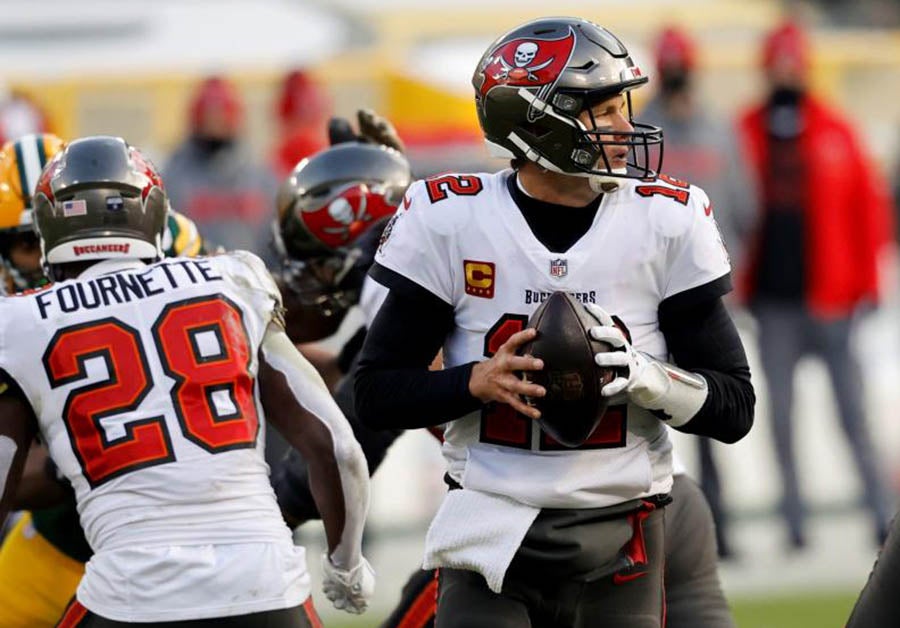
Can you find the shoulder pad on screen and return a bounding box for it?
[222,250,283,310]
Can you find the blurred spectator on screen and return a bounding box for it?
[798,0,900,28]
[0,89,50,145]
[271,69,330,177]
[736,21,895,549]
[162,76,277,262]
[641,25,757,559]
[895,137,900,242]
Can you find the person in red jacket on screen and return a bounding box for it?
[271,70,330,178]
[736,20,895,549]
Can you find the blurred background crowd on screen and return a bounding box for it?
[3,0,900,626]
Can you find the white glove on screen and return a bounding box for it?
[321,554,376,614]
[584,303,707,425]
[584,303,652,398]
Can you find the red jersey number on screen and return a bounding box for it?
[43,294,260,487]
[425,175,484,203]
[635,184,690,206]
[44,319,173,487]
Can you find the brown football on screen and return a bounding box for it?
[518,291,616,447]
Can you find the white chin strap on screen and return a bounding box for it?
[489,135,627,194]
[588,169,628,193]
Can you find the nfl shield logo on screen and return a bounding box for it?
[549,258,567,278]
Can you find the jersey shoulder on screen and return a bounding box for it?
[212,251,278,297]
[629,174,709,207]
[399,170,505,234]
[625,174,712,235]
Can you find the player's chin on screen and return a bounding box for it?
[594,158,627,174]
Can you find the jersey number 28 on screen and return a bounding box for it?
[43,294,259,487]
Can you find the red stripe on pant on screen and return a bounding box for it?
[303,597,324,628]
[397,570,438,628]
[56,599,88,628]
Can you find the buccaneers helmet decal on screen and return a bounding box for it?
[298,182,397,250]
[129,148,165,211]
[478,28,576,122]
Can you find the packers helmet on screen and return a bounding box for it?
[0,133,65,232]
[0,133,65,290]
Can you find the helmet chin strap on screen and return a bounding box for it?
[588,169,627,193]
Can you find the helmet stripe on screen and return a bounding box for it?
[36,135,47,168]
[14,136,45,209]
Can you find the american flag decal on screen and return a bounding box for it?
[62,199,87,217]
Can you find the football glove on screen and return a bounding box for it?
[321,553,376,614]
[585,303,708,426]
[328,109,405,154]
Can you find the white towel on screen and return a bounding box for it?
[423,488,540,593]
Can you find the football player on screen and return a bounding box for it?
[271,122,410,532]
[275,114,738,627]
[355,17,754,627]
[0,133,65,294]
[0,132,208,627]
[0,136,374,626]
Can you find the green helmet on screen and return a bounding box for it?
[33,136,167,278]
[472,17,663,183]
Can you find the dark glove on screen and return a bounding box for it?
[327,109,405,153]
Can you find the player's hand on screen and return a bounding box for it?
[327,109,405,154]
[356,109,405,153]
[583,304,653,399]
[469,328,545,419]
[321,554,376,614]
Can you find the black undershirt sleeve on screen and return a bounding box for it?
[658,283,755,444]
[354,263,483,429]
[336,326,367,375]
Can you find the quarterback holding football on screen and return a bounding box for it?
[356,16,755,627]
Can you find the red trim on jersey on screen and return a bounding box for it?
[56,598,88,628]
[397,570,439,628]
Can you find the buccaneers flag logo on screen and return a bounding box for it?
[300,184,396,249]
[478,29,576,99]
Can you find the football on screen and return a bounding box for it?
[518,291,617,447]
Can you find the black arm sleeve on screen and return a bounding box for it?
[336,326,367,375]
[354,264,483,429]
[658,290,755,444]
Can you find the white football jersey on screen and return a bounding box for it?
[375,170,730,509]
[0,252,309,622]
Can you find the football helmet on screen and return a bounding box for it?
[0,133,65,289]
[472,17,663,186]
[274,142,410,316]
[32,136,168,279]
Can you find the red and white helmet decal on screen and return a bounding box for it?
[478,27,576,120]
[34,152,64,207]
[129,148,164,212]
[299,183,396,249]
